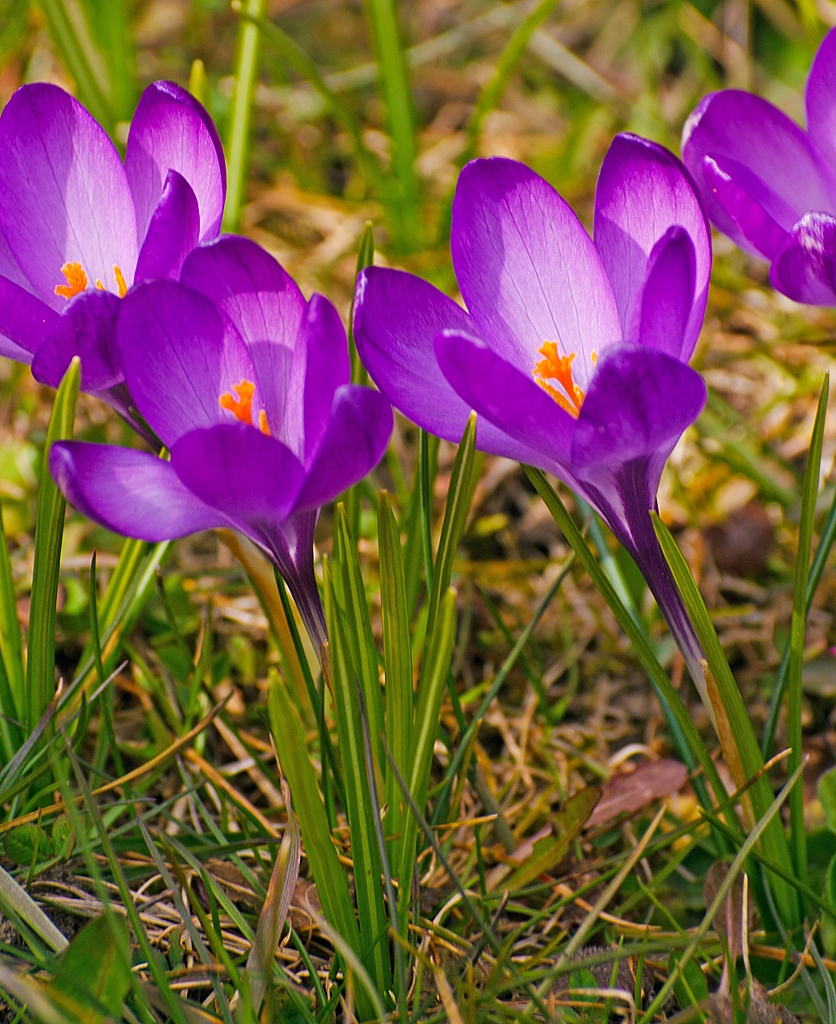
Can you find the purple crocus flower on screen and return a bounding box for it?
[682,28,836,305]
[354,134,714,703]
[49,237,393,649]
[0,79,226,426]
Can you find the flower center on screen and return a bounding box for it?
[55,261,128,300]
[533,340,589,418]
[219,379,271,436]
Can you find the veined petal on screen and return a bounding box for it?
[297,294,351,465]
[51,442,227,540]
[354,268,549,463]
[126,81,226,244]
[117,280,256,447]
[770,212,836,305]
[434,330,576,476]
[0,276,59,361]
[700,155,788,261]
[451,157,621,385]
[0,84,138,310]
[594,133,711,359]
[571,345,706,477]
[134,169,201,282]
[628,226,697,359]
[32,290,121,390]
[170,423,306,525]
[682,90,836,242]
[295,385,393,510]
[806,28,836,171]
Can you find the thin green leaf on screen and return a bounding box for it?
[223,0,267,232]
[323,560,391,998]
[84,0,136,121]
[27,357,80,732]
[0,494,25,731]
[0,861,68,952]
[788,373,828,888]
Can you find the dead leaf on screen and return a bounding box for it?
[587,758,688,827]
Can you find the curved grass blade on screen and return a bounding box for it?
[26,358,80,733]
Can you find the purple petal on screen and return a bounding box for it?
[295,385,393,510]
[682,90,836,248]
[571,345,706,479]
[32,290,121,390]
[270,509,326,650]
[0,276,59,361]
[806,27,836,170]
[126,81,226,244]
[628,227,696,359]
[170,423,306,526]
[296,294,351,465]
[134,169,201,282]
[0,84,137,309]
[700,155,788,261]
[770,212,836,305]
[451,157,621,384]
[50,441,227,540]
[434,330,576,477]
[117,281,256,447]
[594,133,711,360]
[354,267,547,463]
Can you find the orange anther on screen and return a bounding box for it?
[54,262,88,300]
[114,265,128,298]
[258,409,271,436]
[219,380,256,426]
[533,340,586,418]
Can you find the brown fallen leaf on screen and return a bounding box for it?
[587,758,688,828]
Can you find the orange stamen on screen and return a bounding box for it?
[54,262,88,300]
[114,265,128,298]
[533,340,586,418]
[258,409,271,436]
[219,380,256,426]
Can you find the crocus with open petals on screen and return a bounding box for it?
[682,28,836,305]
[0,80,226,426]
[354,134,713,702]
[50,237,393,649]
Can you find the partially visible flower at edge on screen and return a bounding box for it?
[0,79,226,431]
[354,134,715,710]
[49,236,393,651]
[682,27,836,306]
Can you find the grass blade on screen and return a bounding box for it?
[224,0,267,232]
[787,373,828,887]
[26,358,80,732]
[0,496,24,727]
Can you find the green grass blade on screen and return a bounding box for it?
[38,0,114,132]
[363,0,420,249]
[524,467,731,818]
[0,496,24,723]
[651,512,800,928]
[787,373,828,888]
[266,668,374,1019]
[84,0,136,121]
[223,0,267,232]
[378,490,413,870]
[323,561,392,1000]
[26,358,80,733]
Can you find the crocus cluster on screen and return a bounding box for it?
[683,27,836,305]
[354,134,714,701]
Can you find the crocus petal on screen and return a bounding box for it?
[180,236,306,426]
[628,227,697,358]
[699,155,788,261]
[0,276,59,361]
[295,294,351,465]
[170,423,306,525]
[451,157,621,385]
[770,212,836,305]
[50,441,227,541]
[572,345,706,478]
[134,169,201,282]
[32,290,121,390]
[682,91,836,245]
[0,84,137,309]
[594,133,711,359]
[434,330,577,478]
[125,81,226,243]
[271,509,327,650]
[806,27,836,171]
[295,385,393,510]
[117,280,256,447]
[354,268,550,464]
